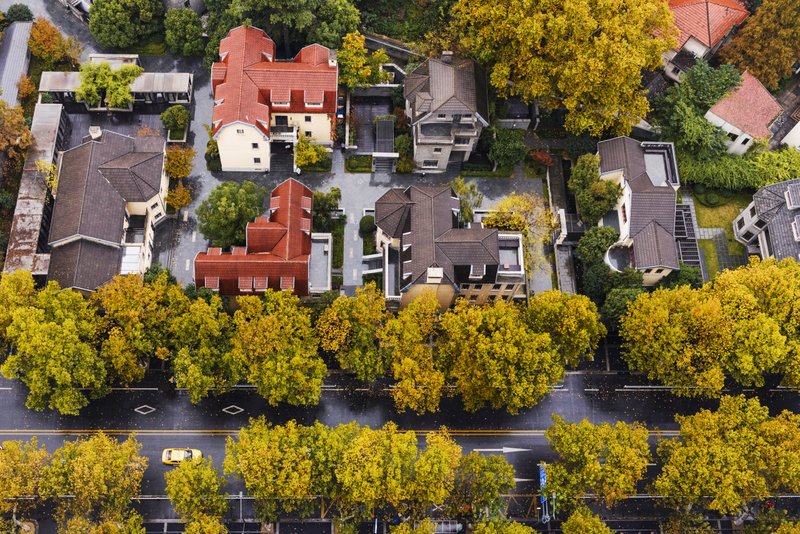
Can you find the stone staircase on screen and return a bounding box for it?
[373,157,394,173]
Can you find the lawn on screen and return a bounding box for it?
[698,239,719,279]
[130,37,166,56]
[691,189,752,257]
[345,155,372,173]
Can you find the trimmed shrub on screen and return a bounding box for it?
[160,105,190,132]
[359,215,376,235]
[6,4,33,22]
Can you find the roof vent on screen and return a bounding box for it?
[88,126,102,140]
[440,51,454,64]
[426,267,443,284]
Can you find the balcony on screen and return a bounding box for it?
[605,243,632,272]
[271,125,297,142]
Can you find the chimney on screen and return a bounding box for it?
[88,126,102,140]
[441,51,454,64]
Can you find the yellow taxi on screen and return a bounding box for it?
[161,448,202,465]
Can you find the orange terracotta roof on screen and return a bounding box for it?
[211,26,337,137]
[194,179,314,296]
[669,0,749,49]
[708,71,782,138]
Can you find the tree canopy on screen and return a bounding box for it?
[525,291,606,368]
[28,17,81,69]
[545,416,650,507]
[720,0,800,90]
[438,299,562,414]
[0,100,32,159]
[88,0,164,49]
[165,457,228,523]
[196,180,268,248]
[450,0,678,136]
[76,62,144,109]
[41,433,147,527]
[562,507,613,534]
[338,31,391,88]
[317,282,390,382]
[656,395,800,515]
[379,290,445,414]
[569,153,621,226]
[165,8,205,56]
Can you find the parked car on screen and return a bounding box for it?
[161,448,202,465]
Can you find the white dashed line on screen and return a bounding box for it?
[185,259,190,271]
[191,231,196,243]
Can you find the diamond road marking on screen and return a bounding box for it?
[222,405,244,415]
[134,404,156,415]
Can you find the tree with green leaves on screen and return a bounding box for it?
[576,226,619,265]
[720,0,800,90]
[379,290,445,414]
[600,287,643,331]
[224,418,316,521]
[438,299,562,414]
[0,438,50,520]
[93,273,190,385]
[488,129,528,170]
[0,270,37,353]
[89,0,164,49]
[562,507,613,534]
[0,100,32,160]
[525,291,606,368]
[1,281,107,415]
[312,187,341,232]
[656,395,800,515]
[482,192,552,273]
[317,282,391,382]
[165,8,205,56]
[451,0,677,136]
[196,180,268,248]
[620,286,729,397]
[165,457,228,523]
[303,421,363,506]
[450,177,483,224]
[170,295,238,403]
[161,104,191,133]
[41,433,148,528]
[569,153,621,226]
[76,62,144,109]
[337,31,391,88]
[229,292,326,406]
[5,3,33,21]
[307,0,361,49]
[445,452,515,518]
[545,415,650,507]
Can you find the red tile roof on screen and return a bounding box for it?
[211,26,337,137]
[194,178,314,296]
[669,0,749,49]
[708,71,782,139]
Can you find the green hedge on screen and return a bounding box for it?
[461,166,514,178]
[300,155,332,173]
[345,155,372,173]
[331,218,345,269]
[679,147,800,191]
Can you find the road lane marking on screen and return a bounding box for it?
[185,259,190,271]
[0,429,681,437]
[191,231,196,243]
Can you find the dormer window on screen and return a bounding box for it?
[793,215,800,242]
[785,184,800,209]
[272,102,289,107]
[304,90,324,108]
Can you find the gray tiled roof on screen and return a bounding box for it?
[375,185,501,287]
[404,57,489,124]
[599,136,680,270]
[49,131,164,245]
[48,239,122,291]
[0,22,32,107]
[632,221,679,269]
[752,178,800,260]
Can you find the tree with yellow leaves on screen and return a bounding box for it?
[379,290,445,414]
[450,0,678,136]
[317,282,391,382]
[545,415,651,508]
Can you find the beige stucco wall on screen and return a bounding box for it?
[217,123,271,171]
[400,283,455,310]
[272,112,333,145]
